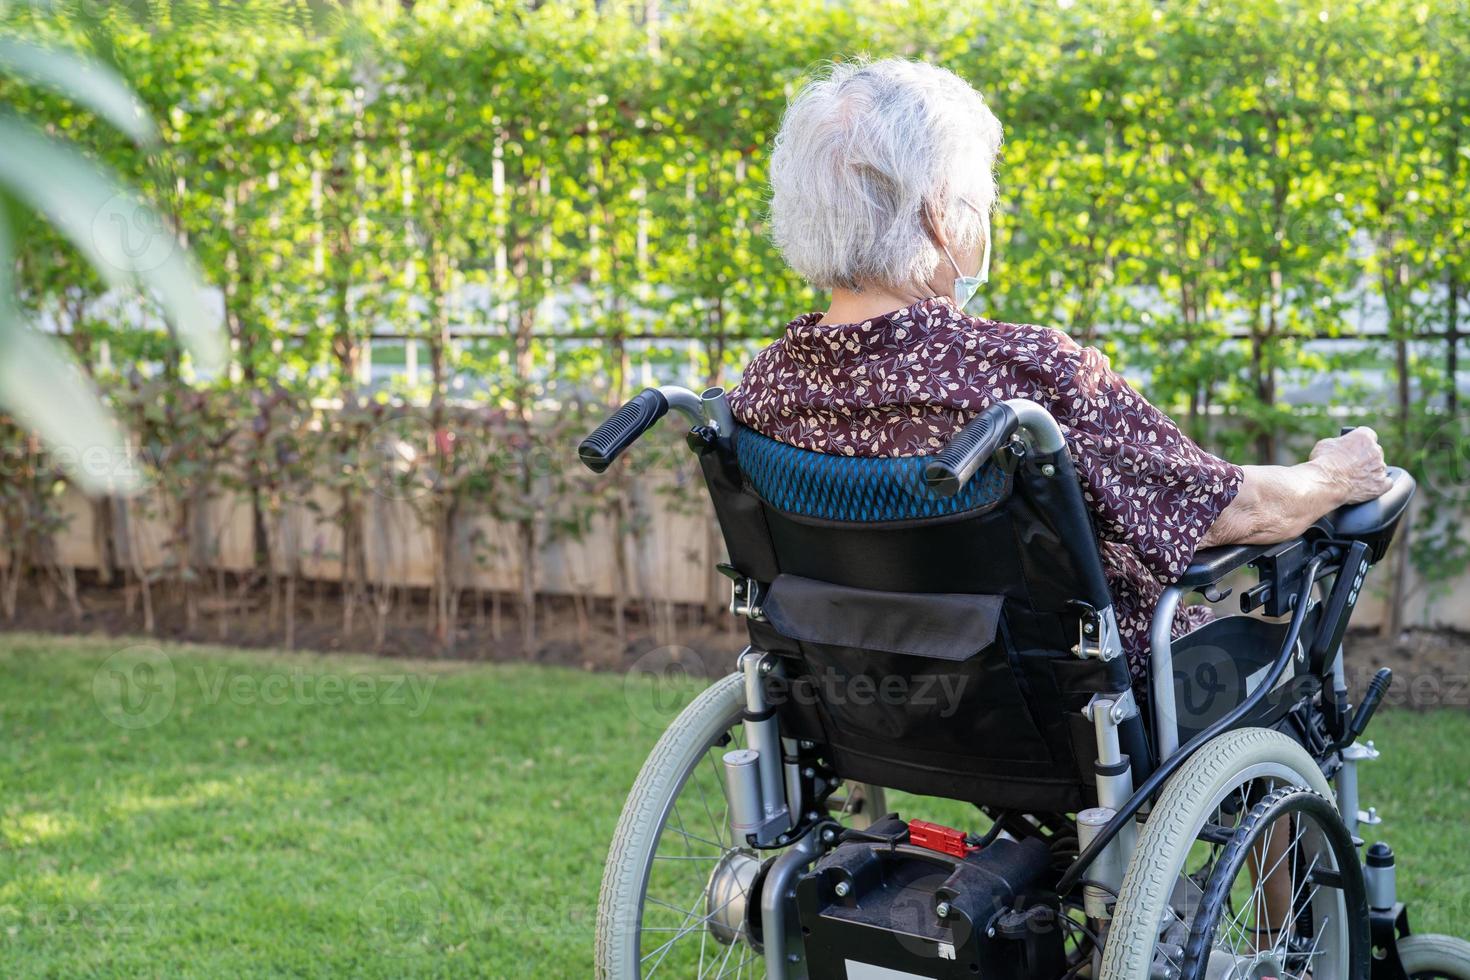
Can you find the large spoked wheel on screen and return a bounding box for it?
[1399,935,1470,978]
[1101,728,1367,980]
[596,672,884,979]
[1181,786,1366,978]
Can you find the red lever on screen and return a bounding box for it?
[908,819,978,859]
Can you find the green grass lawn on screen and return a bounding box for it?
[2,633,1468,977]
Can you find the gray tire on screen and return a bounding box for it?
[1099,728,1336,979]
[595,673,748,979]
[1400,934,1470,978]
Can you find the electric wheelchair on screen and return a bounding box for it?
[581,384,1469,979]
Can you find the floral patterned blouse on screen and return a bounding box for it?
[728,297,1243,680]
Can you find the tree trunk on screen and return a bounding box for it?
[90,498,117,586]
[1448,270,1461,417]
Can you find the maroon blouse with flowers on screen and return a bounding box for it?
[728,297,1243,680]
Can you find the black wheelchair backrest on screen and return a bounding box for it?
[687,411,1153,814]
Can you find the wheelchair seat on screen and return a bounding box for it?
[692,421,1154,814]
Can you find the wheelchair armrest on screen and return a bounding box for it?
[1315,466,1416,563]
[1175,543,1275,590]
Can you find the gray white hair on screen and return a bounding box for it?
[768,58,1003,293]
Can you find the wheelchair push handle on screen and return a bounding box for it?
[578,388,670,473]
[578,385,712,473]
[924,401,1019,497]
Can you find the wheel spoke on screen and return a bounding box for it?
[639,722,762,976]
[641,886,749,966]
[654,854,725,862]
[1180,787,1356,979]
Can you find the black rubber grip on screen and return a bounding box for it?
[577,388,669,473]
[923,402,1019,497]
[1350,667,1393,741]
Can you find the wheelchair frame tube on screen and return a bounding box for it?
[1332,649,1383,838]
[1149,585,1185,761]
[1079,694,1138,920]
[700,386,736,437]
[723,748,765,837]
[658,385,705,426]
[1092,698,1136,813]
[1006,397,1067,455]
[1333,653,1359,835]
[740,650,792,842]
[761,828,822,980]
[1057,554,1328,897]
[1076,807,1124,920]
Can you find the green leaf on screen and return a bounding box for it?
[0,114,224,372]
[0,36,157,145]
[0,318,139,495]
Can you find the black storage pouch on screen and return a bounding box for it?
[758,575,1068,809]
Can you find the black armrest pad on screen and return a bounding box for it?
[1323,467,1416,538]
[1175,543,1274,590]
[1177,467,1416,591]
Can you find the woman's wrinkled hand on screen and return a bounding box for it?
[1309,427,1394,505]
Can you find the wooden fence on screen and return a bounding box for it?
[40,472,1470,636]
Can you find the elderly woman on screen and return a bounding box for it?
[728,58,1391,685]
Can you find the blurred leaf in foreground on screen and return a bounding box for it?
[0,21,224,494]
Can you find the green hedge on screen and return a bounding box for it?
[3,0,1468,633]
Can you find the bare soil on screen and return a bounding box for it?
[0,574,749,674]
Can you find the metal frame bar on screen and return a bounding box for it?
[1150,585,1185,761]
[1057,554,1327,896]
[760,829,822,980]
[739,649,792,846]
[657,384,705,427]
[1004,397,1067,454]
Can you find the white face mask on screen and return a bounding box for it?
[939,206,992,312]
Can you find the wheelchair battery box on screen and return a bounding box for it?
[795,819,1065,979]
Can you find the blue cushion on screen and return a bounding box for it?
[733,427,1009,523]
